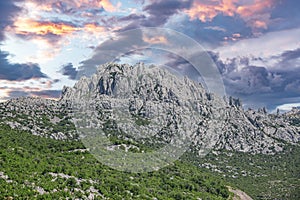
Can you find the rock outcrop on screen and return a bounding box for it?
[0,63,299,155]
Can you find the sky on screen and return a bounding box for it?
[0,0,299,112]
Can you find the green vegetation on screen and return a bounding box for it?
[134,116,151,126]
[290,118,300,126]
[101,119,169,153]
[38,115,76,134]
[1,113,299,199]
[182,145,300,200]
[0,124,231,199]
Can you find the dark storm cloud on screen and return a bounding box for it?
[224,61,271,95]
[0,51,47,81]
[210,51,300,110]
[60,63,78,80]
[119,14,146,22]
[275,48,300,95]
[161,49,299,110]
[142,0,192,26]
[279,48,300,63]
[0,0,23,41]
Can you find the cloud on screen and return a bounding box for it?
[216,28,300,60]
[276,103,300,112]
[204,26,226,32]
[166,14,252,47]
[83,23,106,34]
[100,0,117,12]
[0,0,23,41]
[60,63,78,80]
[29,0,117,13]
[219,57,272,95]
[11,18,78,36]
[0,80,63,101]
[30,90,61,98]
[115,0,192,31]
[273,48,300,72]
[6,89,61,99]
[210,49,300,110]
[142,0,192,26]
[268,0,300,31]
[6,13,107,41]
[5,19,77,60]
[79,29,147,76]
[2,0,110,51]
[39,79,60,88]
[5,18,79,46]
[7,90,29,98]
[163,53,205,84]
[119,14,146,22]
[184,0,275,31]
[142,35,168,44]
[279,48,300,63]
[0,50,47,81]
[0,1,53,90]
[5,17,107,60]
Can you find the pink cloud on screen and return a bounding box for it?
[28,0,117,13]
[185,0,275,30]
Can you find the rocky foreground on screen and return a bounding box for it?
[0,63,299,155]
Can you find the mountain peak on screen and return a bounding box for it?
[61,63,209,102]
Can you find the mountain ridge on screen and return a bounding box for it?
[0,63,299,155]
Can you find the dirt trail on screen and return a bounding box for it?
[228,186,253,200]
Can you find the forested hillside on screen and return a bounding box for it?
[0,125,230,199]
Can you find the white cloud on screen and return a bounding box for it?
[275,102,300,112]
[216,28,300,60]
[204,26,226,32]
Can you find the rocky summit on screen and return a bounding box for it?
[0,63,299,155]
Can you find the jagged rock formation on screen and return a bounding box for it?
[0,63,299,155]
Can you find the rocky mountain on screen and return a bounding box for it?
[0,97,77,140]
[0,63,299,155]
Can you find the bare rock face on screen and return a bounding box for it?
[1,63,299,155]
